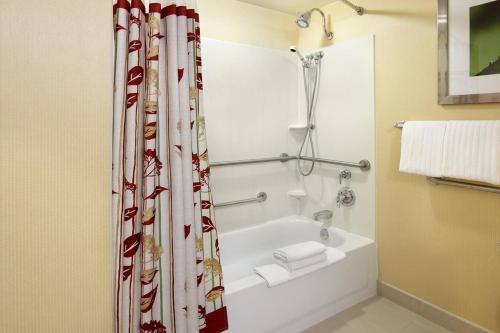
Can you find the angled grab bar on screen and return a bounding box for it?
[210,153,371,171]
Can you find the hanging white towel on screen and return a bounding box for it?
[399,121,447,177]
[274,252,327,272]
[255,247,346,287]
[442,120,500,185]
[273,241,326,262]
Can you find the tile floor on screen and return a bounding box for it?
[303,297,452,333]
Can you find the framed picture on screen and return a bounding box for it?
[438,0,500,104]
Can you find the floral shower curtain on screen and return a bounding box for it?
[112,1,227,332]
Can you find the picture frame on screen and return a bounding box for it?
[438,0,500,104]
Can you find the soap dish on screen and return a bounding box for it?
[288,124,308,130]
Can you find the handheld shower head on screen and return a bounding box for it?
[289,45,305,62]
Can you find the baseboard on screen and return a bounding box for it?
[377,281,494,333]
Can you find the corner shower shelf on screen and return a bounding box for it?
[288,124,308,130]
[287,189,307,199]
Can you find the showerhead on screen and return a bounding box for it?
[295,11,311,28]
[295,8,333,40]
[289,45,305,62]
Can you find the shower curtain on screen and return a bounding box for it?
[112,1,228,332]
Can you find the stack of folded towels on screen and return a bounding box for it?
[273,241,330,271]
[254,241,346,287]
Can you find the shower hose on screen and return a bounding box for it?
[297,58,322,176]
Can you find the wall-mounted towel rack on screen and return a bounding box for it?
[214,192,267,208]
[427,177,500,194]
[211,153,371,171]
[394,120,500,194]
[394,120,405,128]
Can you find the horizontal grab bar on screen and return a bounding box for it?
[298,156,370,170]
[210,153,371,171]
[211,154,292,167]
[214,192,267,208]
[395,120,500,194]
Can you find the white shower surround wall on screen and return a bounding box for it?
[203,38,298,232]
[218,216,377,333]
[203,36,375,239]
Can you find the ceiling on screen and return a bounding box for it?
[235,0,337,15]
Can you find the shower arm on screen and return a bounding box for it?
[310,8,334,40]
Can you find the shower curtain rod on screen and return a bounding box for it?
[210,153,371,171]
[339,0,364,15]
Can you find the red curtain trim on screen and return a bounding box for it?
[113,0,146,15]
[161,5,199,21]
[114,1,199,22]
[200,307,229,333]
[187,9,200,21]
[149,3,161,13]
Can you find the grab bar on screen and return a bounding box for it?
[214,192,267,208]
[395,120,500,194]
[211,154,292,167]
[298,156,370,170]
[210,153,371,171]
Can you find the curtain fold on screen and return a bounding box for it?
[112,1,228,332]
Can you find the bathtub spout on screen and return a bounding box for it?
[313,210,333,223]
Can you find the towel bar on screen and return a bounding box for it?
[427,177,500,194]
[395,120,500,194]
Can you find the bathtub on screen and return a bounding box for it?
[218,215,377,333]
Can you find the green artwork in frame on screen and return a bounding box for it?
[469,0,500,76]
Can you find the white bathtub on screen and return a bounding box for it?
[218,216,377,333]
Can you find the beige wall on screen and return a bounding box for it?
[298,0,500,331]
[198,0,298,50]
[0,1,113,332]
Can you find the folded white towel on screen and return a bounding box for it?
[253,264,290,287]
[273,241,326,263]
[255,247,346,287]
[442,120,500,185]
[274,252,327,272]
[399,121,447,177]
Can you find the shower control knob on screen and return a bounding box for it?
[337,187,355,208]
